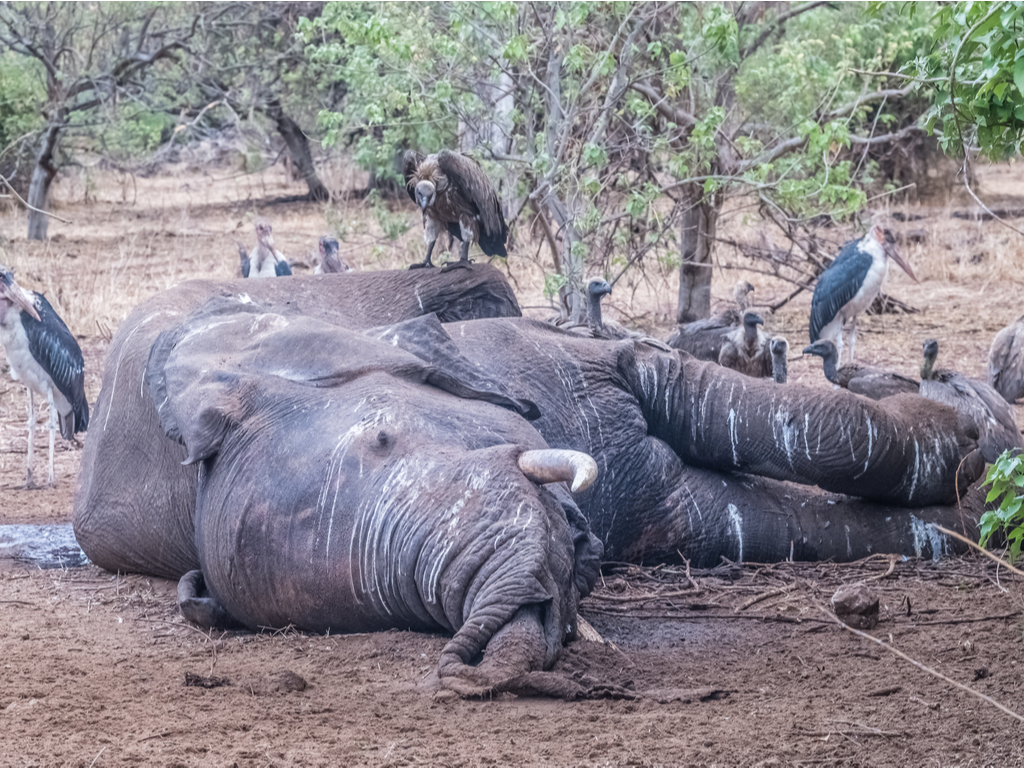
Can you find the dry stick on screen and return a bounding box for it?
[931,524,1024,577]
[87,746,106,768]
[864,556,897,583]
[817,605,1024,724]
[0,172,74,224]
[736,585,794,612]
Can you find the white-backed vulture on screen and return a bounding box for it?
[403,150,508,270]
[988,314,1024,403]
[666,280,755,360]
[803,339,919,400]
[718,311,772,378]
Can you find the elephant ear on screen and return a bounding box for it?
[366,314,541,420]
[146,300,265,464]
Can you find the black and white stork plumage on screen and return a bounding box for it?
[919,338,1022,464]
[314,236,352,275]
[988,314,1024,403]
[403,149,508,270]
[803,339,919,400]
[241,220,292,278]
[810,225,916,363]
[666,280,755,361]
[0,267,89,487]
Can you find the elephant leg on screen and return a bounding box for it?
[612,464,985,568]
[25,388,35,489]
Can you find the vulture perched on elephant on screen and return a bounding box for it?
[404,149,508,270]
[718,311,773,378]
[988,314,1024,403]
[666,280,755,361]
[803,339,919,400]
[919,338,1022,464]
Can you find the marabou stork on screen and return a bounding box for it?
[403,149,508,270]
[803,339,919,400]
[988,314,1024,403]
[718,311,773,378]
[919,338,1022,464]
[314,236,352,275]
[666,280,755,361]
[769,336,789,384]
[0,267,89,487]
[810,225,916,363]
[242,220,292,278]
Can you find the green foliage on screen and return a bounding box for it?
[0,52,44,152]
[980,450,1024,564]
[914,1,1024,159]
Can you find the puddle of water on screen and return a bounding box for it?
[0,524,90,569]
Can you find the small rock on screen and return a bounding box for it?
[831,583,879,629]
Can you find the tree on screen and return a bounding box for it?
[189,2,334,201]
[0,2,199,239]
[306,3,935,321]
[911,1,1024,161]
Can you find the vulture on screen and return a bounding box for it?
[666,280,755,361]
[314,236,352,275]
[803,339,919,400]
[555,280,670,351]
[809,224,916,363]
[403,150,508,270]
[988,314,1024,403]
[769,337,789,384]
[718,312,773,379]
[919,338,1022,464]
[241,220,292,278]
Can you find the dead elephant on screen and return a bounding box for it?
[73,265,520,579]
[147,301,602,697]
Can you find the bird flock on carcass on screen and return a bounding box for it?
[1,150,1021,699]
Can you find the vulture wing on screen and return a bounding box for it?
[437,150,508,257]
[403,150,426,203]
[988,317,1024,403]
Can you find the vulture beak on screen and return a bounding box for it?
[0,268,41,322]
[875,225,917,283]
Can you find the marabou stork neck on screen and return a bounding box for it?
[810,224,916,364]
[919,338,1023,464]
[0,267,89,487]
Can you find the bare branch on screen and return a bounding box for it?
[739,1,833,60]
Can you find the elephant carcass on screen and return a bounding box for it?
[431,318,986,566]
[73,265,521,579]
[146,303,602,697]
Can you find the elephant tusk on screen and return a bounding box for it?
[517,449,598,493]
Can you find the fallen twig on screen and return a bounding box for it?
[736,585,794,612]
[817,605,1024,724]
[931,524,1024,577]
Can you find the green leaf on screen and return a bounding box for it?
[1014,57,1024,97]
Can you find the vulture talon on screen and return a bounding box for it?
[440,260,474,273]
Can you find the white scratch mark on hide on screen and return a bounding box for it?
[238,293,252,304]
[728,409,739,466]
[107,311,178,432]
[865,417,873,473]
[908,439,921,502]
[844,524,851,558]
[910,515,946,563]
[727,503,743,563]
[391,334,400,347]
[803,414,811,461]
[414,285,423,311]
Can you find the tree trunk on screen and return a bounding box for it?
[26,123,61,241]
[264,98,329,202]
[676,186,719,323]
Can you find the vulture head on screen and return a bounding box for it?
[414,180,436,211]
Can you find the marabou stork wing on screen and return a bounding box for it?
[275,259,293,277]
[809,240,873,342]
[437,150,508,257]
[23,294,88,438]
[403,150,426,203]
[988,317,1024,403]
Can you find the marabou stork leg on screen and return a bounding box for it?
[25,388,35,488]
[46,387,57,486]
[848,318,858,364]
[834,332,845,367]
[410,238,437,270]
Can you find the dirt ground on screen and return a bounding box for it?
[1,158,1023,766]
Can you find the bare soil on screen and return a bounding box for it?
[1,161,1023,766]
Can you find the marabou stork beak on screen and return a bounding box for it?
[0,268,41,322]
[875,226,918,283]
